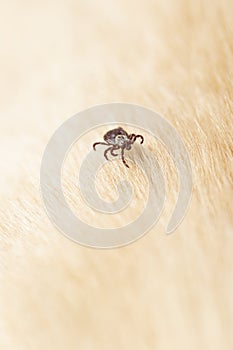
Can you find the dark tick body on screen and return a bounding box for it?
[93,127,144,168]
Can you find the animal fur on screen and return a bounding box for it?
[0,0,232,349]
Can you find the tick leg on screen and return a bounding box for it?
[121,147,129,168]
[129,134,136,140]
[133,135,144,144]
[104,147,114,161]
[93,142,109,150]
[110,146,120,156]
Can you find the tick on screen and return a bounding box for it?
[93,127,144,168]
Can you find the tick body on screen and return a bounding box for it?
[93,127,144,168]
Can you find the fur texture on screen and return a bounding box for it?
[0,0,233,349]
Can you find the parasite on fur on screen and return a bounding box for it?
[93,127,144,168]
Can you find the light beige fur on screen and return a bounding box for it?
[0,0,233,349]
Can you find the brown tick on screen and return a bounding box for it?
[93,127,144,168]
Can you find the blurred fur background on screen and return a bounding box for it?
[0,0,233,349]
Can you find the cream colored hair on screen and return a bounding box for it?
[0,0,232,349]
